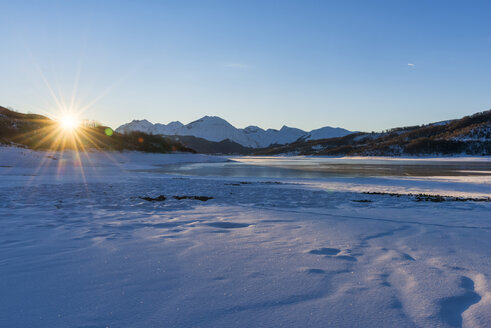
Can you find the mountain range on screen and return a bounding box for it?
[256,110,491,156]
[115,116,353,148]
[3,105,489,156]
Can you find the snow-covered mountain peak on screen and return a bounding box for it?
[132,119,152,125]
[116,119,154,134]
[116,116,353,148]
[167,121,184,127]
[280,125,304,133]
[189,116,231,126]
[243,126,265,134]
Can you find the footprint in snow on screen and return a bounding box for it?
[438,276,481,327]
[206,222,250,229]
[309,248,340,256]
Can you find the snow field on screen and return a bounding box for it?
[0,146,490,327]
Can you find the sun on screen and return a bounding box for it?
[59,114,80,132]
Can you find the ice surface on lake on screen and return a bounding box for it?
[0,146,490,327]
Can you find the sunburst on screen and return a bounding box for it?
[13,58,130,188]
[59,114,80,133]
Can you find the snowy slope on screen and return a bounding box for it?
[115,116,353,148]
[181,116,255,146]
[153,121,184,135]
[116,119,154,134]
[242,125,307,147]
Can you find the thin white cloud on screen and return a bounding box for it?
[407,63,415,67]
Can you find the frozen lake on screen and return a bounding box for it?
[149,156,491,179]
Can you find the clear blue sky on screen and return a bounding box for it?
[1,0,490,131]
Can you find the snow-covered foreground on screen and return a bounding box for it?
[1,147,490,327]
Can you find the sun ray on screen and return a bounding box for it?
[31,60,65,113]
[69,57,83,112]
[17,53,140,193]
[67,134,87,186]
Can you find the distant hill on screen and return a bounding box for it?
[116,115,353,148]
[166,135,255,155]
[0,106,193,153]
[256,110,491,156]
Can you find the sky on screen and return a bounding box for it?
[1,0,490,132]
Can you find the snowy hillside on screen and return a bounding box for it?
[304,126,359,141]
[242,125,307,147]
[181,116,254,146]
[116,116,352,148]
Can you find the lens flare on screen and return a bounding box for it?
[104,127,113,136]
